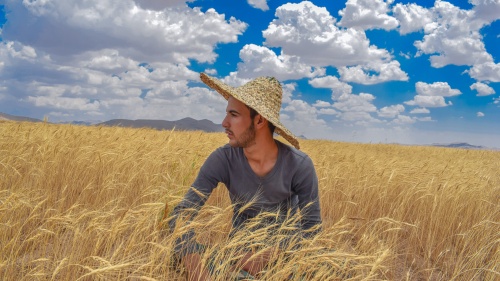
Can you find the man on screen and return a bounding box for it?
[168,73,322,280]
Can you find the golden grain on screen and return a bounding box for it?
[0,121,498,280]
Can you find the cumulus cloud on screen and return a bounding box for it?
[404,81,460,108]
[309,76,352,99]
[204,68,218,75]
[313,100,331,107]
[308,76,382,123]
[338,60,408,85]
[405,95,451,108]
[236,44,324,80]
[378,104,405,118]
[476,111,485,117]
[133,0,193,10]
[392,114,416,124]
[470,82,495,96]
[393,3,433,35]
[338,0,399,31]
[393,0,500,83]
[410,108,430,114]
[413,1,492,68]
[318,108,339,115]
[247,0,269,11]
[417,116,433,122]
[415,81,462,97]
[281,99,332,138]
[333,93,376,113]
[340,111,379,124]
[467,62,500,82]
[3,0,247,64]
[0,0,246,121]
[263,1,392,67]
[470,0,500,24]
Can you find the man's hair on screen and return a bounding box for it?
[247,106,276,134]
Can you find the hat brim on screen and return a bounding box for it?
[200,73,300,150]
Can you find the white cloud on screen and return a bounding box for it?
[4,41,38,60]
[281,99,332,138]
[204,68,218,75]
[313,100,331,107]
[309,76,352,99]
[2,0,247,64]
[470,82,495,96]
[413,1,492,68]
[415,81,461,97]
[393,3,433,35]
[247,0,269,11]
[470,0,500,24]
[399,51,412,59]
[318,108,339,115]
[477,111,485,117]
[0,1,246,122]
[378,104,405,118]
[333,92,377,116]
[467,62,500,82]
[133,0,193,10]
[417,116,433,122]
[338,0,399,31]
[338,60,408,85]
[27,95,101,111]
[236,44,324,80]
[77,49,138,72]
[263,1,392,67]
[395,0,500,83]
[281,82,296,104]
[392,114,416,124]
[260,1,408,84]
[405,95,451,108]
[340,111,379,123]
[406,81,461,107]
[410,108,430,114]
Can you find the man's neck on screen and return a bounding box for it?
[243,136,278,166]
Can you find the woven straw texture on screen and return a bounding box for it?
[200,73,300,149]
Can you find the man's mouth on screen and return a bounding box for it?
[225,130,233,136]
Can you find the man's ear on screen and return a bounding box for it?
[255,114,266,128]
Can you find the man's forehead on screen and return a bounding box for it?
[226,97,249,112]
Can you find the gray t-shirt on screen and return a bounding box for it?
[169,140,322,254]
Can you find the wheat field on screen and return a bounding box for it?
[0,121,498,280]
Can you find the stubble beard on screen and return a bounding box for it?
[232,122,256,148]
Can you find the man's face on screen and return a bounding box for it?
[222,97,256,148]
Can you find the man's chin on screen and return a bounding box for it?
[227,140,239,147]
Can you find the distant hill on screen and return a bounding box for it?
[431,142,486,150]
[98,117,224,132]
[59,121,101,126]
[0,112,42,122]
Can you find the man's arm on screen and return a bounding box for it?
[292,155,322,237]
[167,148,227,262]
[183,253,212,281]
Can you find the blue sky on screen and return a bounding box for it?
[0,0,499,147]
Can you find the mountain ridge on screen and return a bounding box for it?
[1,112,496,150]
[98,117,223,132]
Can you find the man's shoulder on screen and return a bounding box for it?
[277,140,311,164]
[212,144,243,158]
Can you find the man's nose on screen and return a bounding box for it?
[222,115,229,128]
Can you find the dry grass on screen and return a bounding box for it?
[0,121,498,280]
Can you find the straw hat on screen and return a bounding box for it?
[200,73,300,150]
